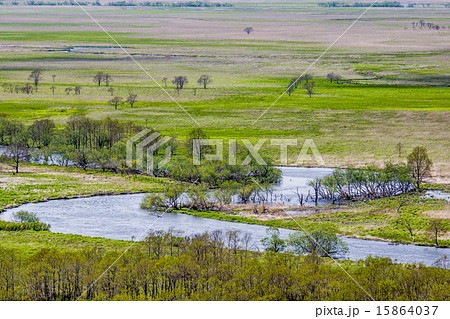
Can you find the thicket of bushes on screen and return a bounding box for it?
[0,220,50,231]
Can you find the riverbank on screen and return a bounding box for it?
[173,191,450,248]
[1,163,449,248]
[0,163,169,212]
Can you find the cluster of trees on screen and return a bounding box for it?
[326,72,342,83]
[307,147,433,204]
[411,20,444,30]
[0,116,281,188]
[0,230,448,301]
[2,69,43,95]
[319,1,403,7]
[0,115,144,172]
[261,226,349,257]
[141,178,278,212]
[308,164,414,204]
[168,74,212,94]
[286,74,316,97]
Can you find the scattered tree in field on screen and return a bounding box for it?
[162,77,168,87]
[197,74,212,89]
[172,76,188,94]
[93,72,104,86]
[74,86,81,95]
[396,142,403,157]
[21,83,34,94]
[5,124,28,174]
[28,69,42,89]
[52,74,56,82]
[64,87,73,95]
[109,96,123,110]
[428,219,447,246]
[261,227,286,253]
[104,73,112,86]
[107,87,115,96]
[286,78,299,96]
[303,81,316,97]
[327,72,335,83]
[50,86,56,95]
[288,226,349,257]
[302,73,312,83]
[327,72,342,83]
[193,88,197,95]
[407,146,432,189]
[126,92,138,107]
[243,27,254,34]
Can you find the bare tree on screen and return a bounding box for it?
[93,72,104,86]
[428,219,447,246]
[74,86,81,95]
[107,87,115,96]
[172,76,188,94]
[162,77,168,87]
[104,73,112,86]
[4,123,28,174]
[197,74,212,89]
[334,74,342,83]
[286,78,298,96]
[65,87,73,95]
[294,188,304,206]
[243,27,254,34]
[109,96,123,110]
[126,91,138,107]
[302,74,312,83]
[29,69,43,89]
[303,81,316,98]
[52,74,56,82]
[396,142,402,157]
[50,86,56,95]
[21,84,34,94]
[407,146,432,189]
[327,73,335,83]
[308,178,321,206]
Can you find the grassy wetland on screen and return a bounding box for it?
[0,1,449,301]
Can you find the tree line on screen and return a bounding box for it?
[0,1,233,7]
[0,116,281,188]
[319,1,403,7]
[0,230,448,301]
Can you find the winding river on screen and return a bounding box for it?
[1,167,449,266]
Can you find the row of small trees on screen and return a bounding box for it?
[307,147,433,205]
[411,20,444,30]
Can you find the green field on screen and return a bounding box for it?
[0,1,449,302]
[0,3,448,181]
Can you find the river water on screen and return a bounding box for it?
[1,167,449,266]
